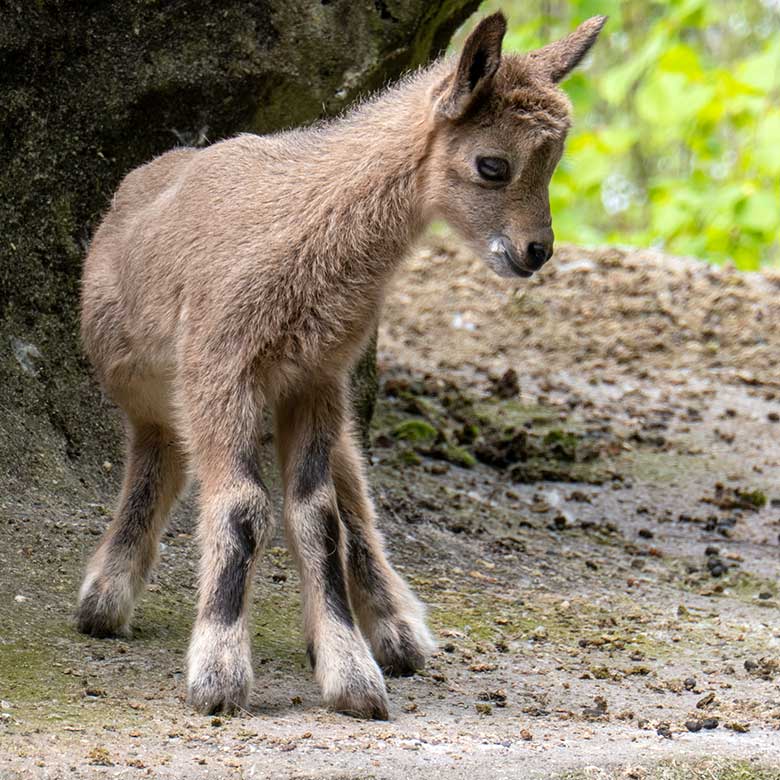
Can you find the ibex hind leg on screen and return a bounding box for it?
[77,420,185,637]
[333,427,435,676]
[276,383,389,720]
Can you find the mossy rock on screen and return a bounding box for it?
[429,442,476,468]
[542,429,581,462]
[393,419,440,443]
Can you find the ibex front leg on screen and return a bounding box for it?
[185,374,273,715]
[276,382,388,719]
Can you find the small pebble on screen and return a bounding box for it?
[478,689,507,705]
[696,692,716,709]
[706,557,726,577]
[530,625,548,641]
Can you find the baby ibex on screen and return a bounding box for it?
[77,13,605,719]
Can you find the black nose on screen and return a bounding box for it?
[527,241,553,270]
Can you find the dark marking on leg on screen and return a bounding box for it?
[238,447,264,486]
[340,505,394,619]
[112,456,158,550]
[377,622,425,677]
[203,500,259,625]
[321,507,354,628]
[306,641,317,670]
[294,434,331,501]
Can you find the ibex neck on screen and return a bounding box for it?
[308,63,444,277]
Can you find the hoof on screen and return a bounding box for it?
[76,578,133,638]
[187,622,253,716]
[325,668,390,720]
[316,640,390,720]
[371,617,435,678]
[187,673,251,716]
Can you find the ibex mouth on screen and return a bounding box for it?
[488,236,533,278]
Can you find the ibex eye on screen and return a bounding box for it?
[476,156,510,183]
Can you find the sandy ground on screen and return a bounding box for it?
[2,238,780,779]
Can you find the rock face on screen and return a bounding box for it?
[0,0,478,496]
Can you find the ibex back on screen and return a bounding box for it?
[77,12,605,719]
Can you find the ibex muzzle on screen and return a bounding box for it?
[489,228,554,278]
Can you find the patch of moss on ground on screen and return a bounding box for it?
[0,629,150,729]
[557,760,780,780]
[509,456,609,484]
[376,386,616,482]
[393,418,439,442]
[0,636,79,706]
[421,578,676,659]
[724,571,778,606]
[428,442,476,468]
[473,398,575,433]
[132,590,195,645]
[251,585,306,666]
[619,449,709,484]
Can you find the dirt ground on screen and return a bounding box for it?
[2,237,780,779]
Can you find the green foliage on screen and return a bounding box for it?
[456,1,780,268]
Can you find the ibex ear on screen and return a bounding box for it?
[529,16,607,83]
[436,12,507,121]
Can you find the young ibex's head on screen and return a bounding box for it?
[426,13,606,278]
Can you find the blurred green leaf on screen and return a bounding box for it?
[740,191,780,233]
[636,72,715,126]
